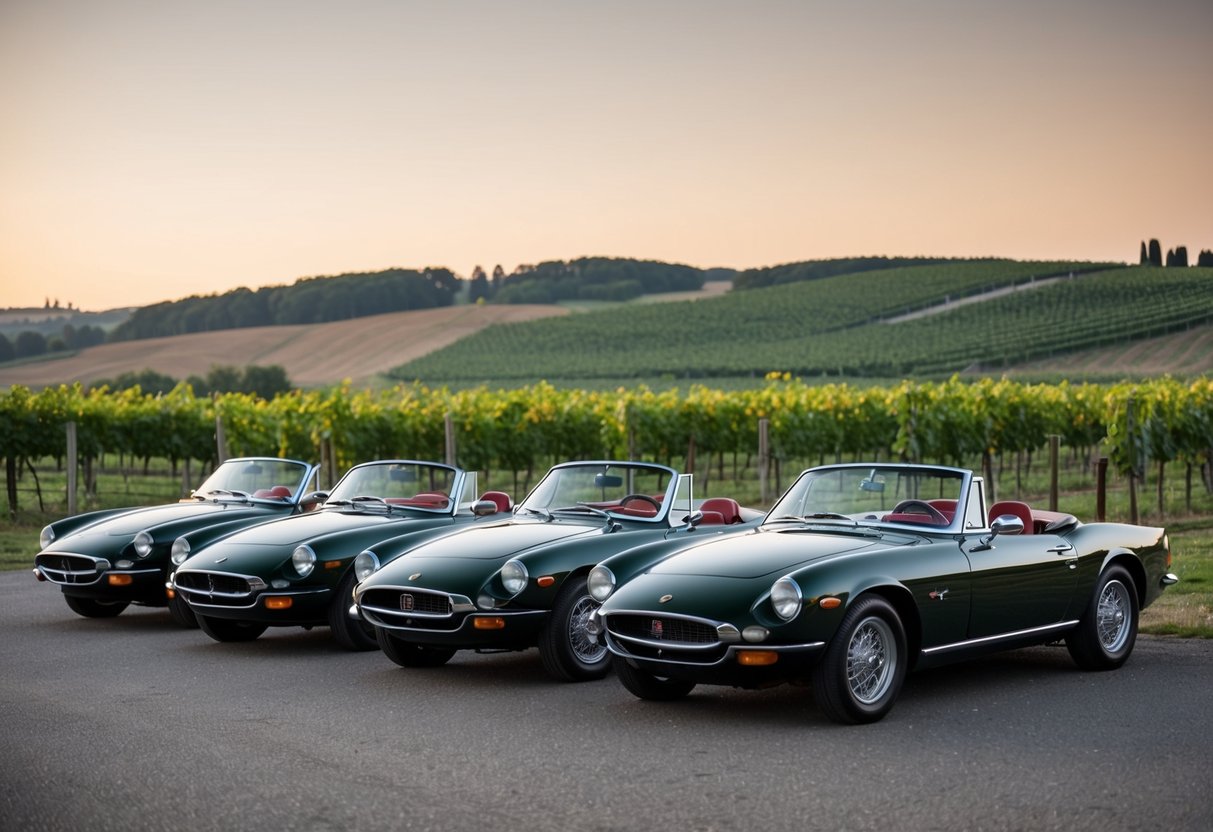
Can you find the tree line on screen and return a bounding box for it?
[466,257,710,304]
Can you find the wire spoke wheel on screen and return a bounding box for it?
[1096,579,1131,653]
[568,596,607,664]
[846,616,896,705]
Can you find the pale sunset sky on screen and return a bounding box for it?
[1,0,1210,311]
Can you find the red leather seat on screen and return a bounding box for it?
[254,485,292,499]
[478,491,512,513]
[988,500,1033,534]
[700,497,743,525]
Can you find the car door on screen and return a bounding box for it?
[962,531,1078,638]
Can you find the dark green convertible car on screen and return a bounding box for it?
[172,460,513,649]
[33,457,319,622]
[591,462,1178,724]
[353,460,761,681]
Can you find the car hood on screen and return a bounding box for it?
[379,519,601,563]
[212,509,417,547]
[45,503,276,556]
[648,527,883,580]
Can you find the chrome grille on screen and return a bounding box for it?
[608,614,718,645]
[359,586,461,630]
[36,553,106,585]
[175,570,261,607]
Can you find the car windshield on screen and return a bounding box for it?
[518,462,678,521]
[766,465,967,529]
[195,458,311,501]
[324,461,462,513]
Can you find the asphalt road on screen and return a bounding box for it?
[3,571,1211,832]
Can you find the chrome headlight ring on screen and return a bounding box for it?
[500,559,528,596]
[353,550,380,582]
[133,530,154,558]
[770,575,803,622]
[170,537,191,566]
[587,565,616,602]
[292,544,316,578]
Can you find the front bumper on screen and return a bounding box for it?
[35,554,167,605]
[601,608,825,688]
[175,569,333,626]
[359,586,549,650]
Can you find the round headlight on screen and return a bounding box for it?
[39,525,55,550]
[770,576,802,621]
[291,545,316,578]
[587,565,616,602]
[170,537,191,566]
[354,550,380,582]
[133,531,154,558]
[500,559,528,596]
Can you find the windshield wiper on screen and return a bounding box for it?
[206,489,251,502]
[519,506,553,522]
[551,503,611,518]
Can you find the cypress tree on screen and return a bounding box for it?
[1148,239,1163,267]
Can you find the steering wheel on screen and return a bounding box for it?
[889,499,948,524]
[619,494,661,511]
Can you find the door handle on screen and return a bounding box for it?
[1048,544,1073,555]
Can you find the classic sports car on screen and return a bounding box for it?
[33,457,319,622]
[353,460,762,681]
[591,462,1178,724]
[172,460,513,650]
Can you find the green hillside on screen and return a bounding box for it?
[389,259,1158,384]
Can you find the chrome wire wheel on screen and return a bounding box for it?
[846,615,896,705]
[1096,579,1131,653]
[568,596,607,664]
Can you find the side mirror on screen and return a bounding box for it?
[472,499,504,517]
[298,490,329,510]
[972,514,1024,552]
[990,515,1025,536]
[683,510,705,528]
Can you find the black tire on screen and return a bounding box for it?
[538,579,611,682]
[375,627,455,668]
[64,595,129,619]
[327,571,379,651]
[811,595,907,724]
[1065,565,1138,670]
[196,614,268,643]
[167,593,199,629]
[613,655,696,701]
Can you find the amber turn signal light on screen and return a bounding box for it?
[537,576,556,588]
[736,650,779,666]
[166,587,176,599]
[473,616,506,630]
[819,597,842,609]
[264,596,293,610]
[107,574,133,586]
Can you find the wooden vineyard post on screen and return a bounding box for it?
[1048,434,1059,512]
[66,422,78,515]
[1096,457,1108,522]
[215,414,229,464]
[758,418,770,506]
[444,413,456,467]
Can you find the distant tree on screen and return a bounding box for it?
[205,365,243,394]
[91,369,177,395]
[46,336,67,352]
[1198,250,1213,267]
[0,333,13,363]
[1148,239,1163,267]
[468,266,489,303]
[240,365,292,398]
[1139,241,1149,265]
[14,330,47,358]
[491,265,506,297]
[1174,246,1189,267]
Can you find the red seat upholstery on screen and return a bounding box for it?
[700,497,743,525]
[478,491,512,513]
[254,485,292,499]
[988,500,1033,534]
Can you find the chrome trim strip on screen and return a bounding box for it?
[921,620,1079,655]
[610,631,720,651]
[600,608,743,644]
[355,585,476,619]
[605,634,824,668]
[364,606,545,633]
